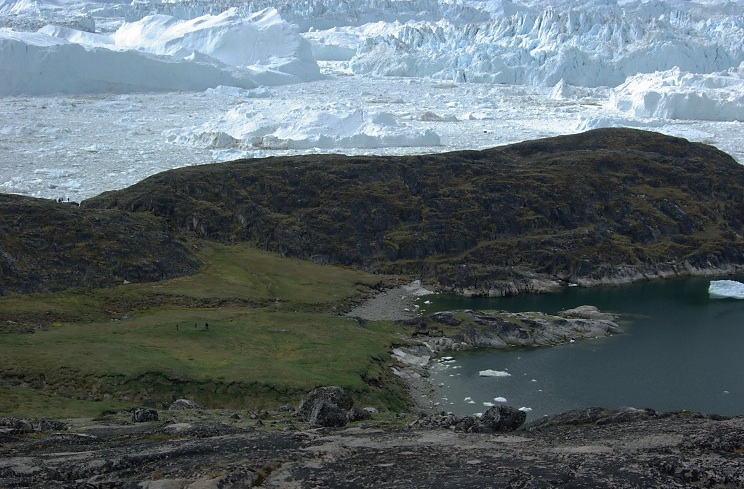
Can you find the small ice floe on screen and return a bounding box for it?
[483,402,495,407]
[723,390,730,394]
[493,397,507,403]
[709,280,744,299]
[467,399,476,404]
[479,369,511,377]
[568,283,579,287]
[569,339,576,343]
[518,407,533,412]
[424,300,432,304]
[464,396,472,402]
[531,379,538,382]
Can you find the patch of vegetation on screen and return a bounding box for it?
[0,242,409,417]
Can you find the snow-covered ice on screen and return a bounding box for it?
[0,7,320,96]
[479,369,512,377]
[709,280,744,299]
[1,0,743,201]
[610,67,744,122]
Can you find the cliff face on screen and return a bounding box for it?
[0,194,199,294]
[83,128,744,295]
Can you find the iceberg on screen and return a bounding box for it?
[610,67,744,122]
[169,106,441,151]
[0,8,321,96]
[479,369,511,377]
[709,280,744,300]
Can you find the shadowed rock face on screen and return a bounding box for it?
[84,128,744,295]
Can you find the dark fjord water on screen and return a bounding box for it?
[424,277,744,421]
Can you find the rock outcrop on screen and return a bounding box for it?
[169,399,204,411]
[132,408,159,423]
[295,386,355,427]
[83,128,744,295]
[3,129,744,294]
[0,193,199,294]
[400,306,621,352]
[409,405,527,432]
[1,409,742,488]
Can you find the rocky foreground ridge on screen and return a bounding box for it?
[2,404,743,488]
[2,128,743,294]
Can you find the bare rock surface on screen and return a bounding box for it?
[1,409,743,488]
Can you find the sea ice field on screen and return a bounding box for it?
[1,0,743,201]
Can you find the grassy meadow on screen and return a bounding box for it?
[0,241,411,417]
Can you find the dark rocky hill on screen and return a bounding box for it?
[83,128,744,296]
[0,194,198,294]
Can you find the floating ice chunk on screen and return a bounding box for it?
[518,407,533,412]
[610,68,744,122]
[479,369,511,377]
[0,8,321,96]
[483,402,494,407]
[493,397,507,403]
[531,379,538,382]
[464,397,472,402]
[709,280,744,299]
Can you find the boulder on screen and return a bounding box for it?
[481,405,527,432]
[349,406,374,422]
[168,399,204,410]
[132,408,159,423]
[0,417,34,434]
[408,406,526,433]
[296,386,353,422]
[309,401,349,428]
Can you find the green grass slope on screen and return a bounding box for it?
[0,242,409,417]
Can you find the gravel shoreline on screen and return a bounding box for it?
[346,280,440,414]
[345,280,435,321]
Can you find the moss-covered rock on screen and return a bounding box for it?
[83,128,744,295]
[0,194,199,293]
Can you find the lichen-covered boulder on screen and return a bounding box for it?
[309,401,348,428]
[349,406,374,422]
[295,386,353,422]
[481,405,527,432]
[169,399,204,410]
[132,408,159,423]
